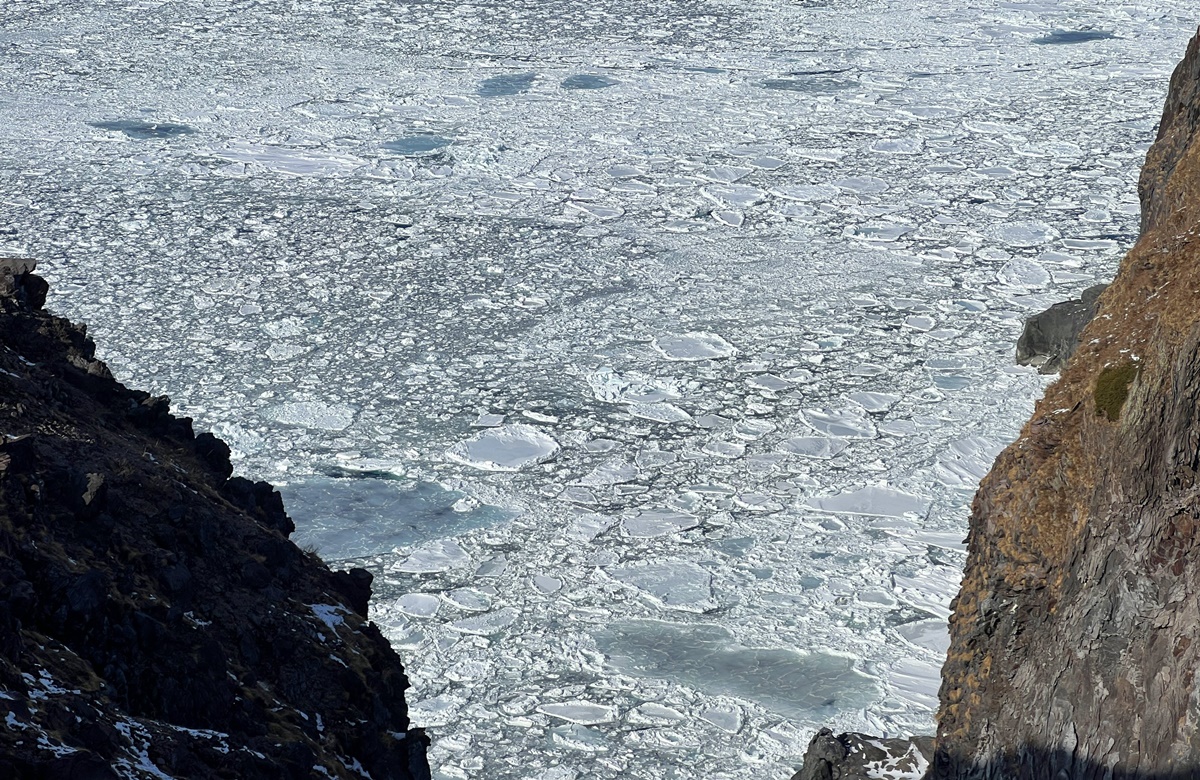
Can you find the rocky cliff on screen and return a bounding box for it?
[0,260,429,778]
[796,26,1200,780]
[932,26,1200,778]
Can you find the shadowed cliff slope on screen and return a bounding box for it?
[0,260,429,778]
[933,26,1200,778]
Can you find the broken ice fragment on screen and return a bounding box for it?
[536,702,616,725]
[603,560,715,612]
[622,509,699,538]
[804,485,931,518]
[780,437,848,459]
[447,424,559,471]
[265,401,356,431]
[396,539,471,574]
[652,332,736,361]
[447,607,518,635]
[801,407,877,438]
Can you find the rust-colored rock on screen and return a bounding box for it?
[933,26,1200,779]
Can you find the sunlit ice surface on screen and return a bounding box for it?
[2,0,1195,776]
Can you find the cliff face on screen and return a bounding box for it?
[0,262,429,778]
[933,28,1200,778]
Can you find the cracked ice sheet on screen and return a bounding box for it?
[7,0,1196,777]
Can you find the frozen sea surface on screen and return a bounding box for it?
[1,0,1195,777]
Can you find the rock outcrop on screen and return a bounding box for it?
[796,27,1200,780]
[793,729,933,780]
[0,261,429,778]
[933,26,1200,777]
[1015,284,1107,374]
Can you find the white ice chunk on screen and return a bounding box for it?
[801,407,877,438]
[772,183,839,202]
[396,593,441,618]
[700,704,743,733]
[537,702,616,725]
[849,391,900,413]
[652,332,736,361]
[549,724,609,752]
[443,588,492,612]
[472,413,506,427]
[702,165,752,183]
[804,485,930,517]
[712,210,744,227]
[533,575,562,593]
[566,514,617,542]
[447,607,519,635]
[446,424,559,471]
[989,221,1061,247]
[870,138,924,155]
[834,176,889,195]
[935,436,1003,488]
[702,185,765,208]
[578,459,639,485]
[749,156,786,170]
[622,509,700,538]
[895,618,950,655]
[780,437,848,459]
[207,141,365,177]
[892,567,962,619]
[603,560,716,612]
[997,258,1051,288]
[886,657,942,711]
[396,540,471,573]
[703,440,745,459]
[628,402,693,424]
[628,703,686,724]
[606,164,645,178]
[746,374,792,392]
[266,401,356,431]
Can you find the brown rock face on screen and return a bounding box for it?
[933,27,1200,778]
[0,263,429,778]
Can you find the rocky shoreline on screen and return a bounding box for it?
[0,260,429,778]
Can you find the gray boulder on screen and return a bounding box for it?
[1015,283,1107,374]
[792,728,934,780]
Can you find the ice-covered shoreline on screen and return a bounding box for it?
[3,0,1197,776]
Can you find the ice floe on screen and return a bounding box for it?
[446,424,559,471]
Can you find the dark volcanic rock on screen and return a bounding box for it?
[791,729,933,780]
[1015,283,1107,374]
[0,261,430,778]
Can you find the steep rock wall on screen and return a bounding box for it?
[0,261,430,779]
[933,27,1200,778]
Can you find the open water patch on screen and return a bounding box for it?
[283,478,517,561]
[90,119,195,139]
[562,74,619,90]
[592,620,879,719]
[479,73,538,97]
[1032,29,1115,45]
[761,77,855,93]
[382,135,451,155]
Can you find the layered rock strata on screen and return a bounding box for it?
[0,260,429,778]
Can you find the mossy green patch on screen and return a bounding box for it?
[1094,360,1139,421]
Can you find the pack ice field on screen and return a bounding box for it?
[1,0,1195,777]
